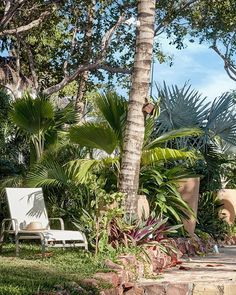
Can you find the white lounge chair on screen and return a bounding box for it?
[0,188,88,257]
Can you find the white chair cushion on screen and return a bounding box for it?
[40,230,84,242]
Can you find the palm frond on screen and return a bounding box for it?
[95,92,128,145]
[70,123,119,154]
[67,157,119,183]
[27,160,68,189]
[0,175,24,197]
[67,159,100,183]
[144,127,203,149]
[143,117,155,147]
[141,147,196,165]
[206,93,236,145]
[156,82,210,132]
[54,102,77,127]
[10,93,54,135]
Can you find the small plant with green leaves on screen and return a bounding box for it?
[196,191,231,241]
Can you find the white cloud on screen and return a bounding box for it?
[198,72,236,101]
[152,37,236,101]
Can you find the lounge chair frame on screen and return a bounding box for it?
[0,188,88,258]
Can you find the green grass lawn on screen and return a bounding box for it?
[0,244,108,295]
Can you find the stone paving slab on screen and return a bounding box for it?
[139,246,236,295]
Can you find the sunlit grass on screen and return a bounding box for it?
[0,244,108,295]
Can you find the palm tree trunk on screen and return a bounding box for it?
[119,0,156,214]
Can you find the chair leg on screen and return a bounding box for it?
[41,238,46,259]
[82,233,88,250]
[0,232,4,253]
[15,235,19,256]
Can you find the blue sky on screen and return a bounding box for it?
[151,37,236,102]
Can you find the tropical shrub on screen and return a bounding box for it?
[139,165,195,224]
[196,191,230,241]
[10,93,77,163]
[155,83,236,191]
[68,92,199,223]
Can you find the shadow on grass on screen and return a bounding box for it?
[0,244,102,295]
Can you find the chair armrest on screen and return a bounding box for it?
[1,218,19,234]
[48,218,65,230]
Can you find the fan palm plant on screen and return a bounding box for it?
[10,93,76,163]
[156,83,236,190]
[69,92,201,167]
[156,83,236,150]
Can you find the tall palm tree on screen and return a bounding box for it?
[119,0,156,213]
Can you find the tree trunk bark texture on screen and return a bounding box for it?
[119,0,156,214]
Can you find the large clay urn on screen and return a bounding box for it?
[137,195,150,219]
[217,189,236,224]
[177,177,200,236]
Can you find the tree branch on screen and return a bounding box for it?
[43,62,131,96]
[0,10,52,36]
[1,0,27,29]
[20,38,39,90]
[155,0,198,35]
[43,15,128,96]
[100,15,126,59]
[63,23,78,77]
[100,64,131,74]
[211,41,236,82]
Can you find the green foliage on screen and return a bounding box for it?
[70,123,119,154]
[10,93,54,135]
[2,0,236,96]
[70,92,198,176]
[95,92,128,145]
[10,94,76,162]
[73,175,125,254]
[141,147,196,166]
[156,83,236,148]
[155,83,236,191]
[196,191,231,240]
[140,165,194,224]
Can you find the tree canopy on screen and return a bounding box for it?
[0,0,235,99]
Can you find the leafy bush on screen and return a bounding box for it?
[196,191,230,241]
[139,165,194,224]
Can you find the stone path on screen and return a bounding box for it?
[139,246,236,295]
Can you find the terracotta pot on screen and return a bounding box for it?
[177,177,200,236]
[137,195,150,219]
[218,189,236,224]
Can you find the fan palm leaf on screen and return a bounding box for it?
[157,82,210,132]
[156,83,236,149]
[10,93,54,135]
[144,127,203,150]
[70,123,119,154]
[27,160,68,189]
[95,92,128,145]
